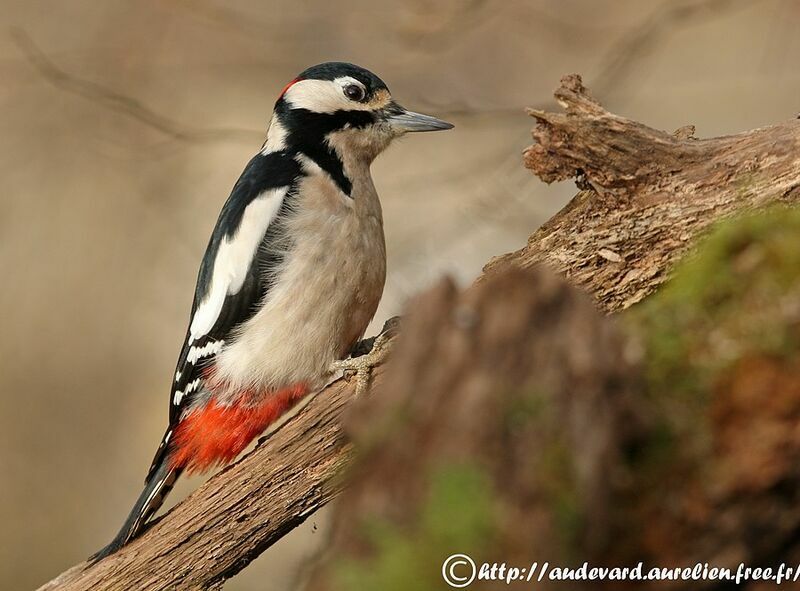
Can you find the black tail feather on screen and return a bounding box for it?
[90,460,181,561]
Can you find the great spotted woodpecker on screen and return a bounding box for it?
[92,62,452,559]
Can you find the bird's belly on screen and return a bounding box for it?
[213,207,386,396]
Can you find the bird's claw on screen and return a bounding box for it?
[330,318,399,397]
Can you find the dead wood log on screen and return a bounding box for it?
[38,74,800,590]
[484,74,800,312]
[304,267,642,591]
[305,208,800,591]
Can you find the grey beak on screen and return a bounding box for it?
[387,109,454,132]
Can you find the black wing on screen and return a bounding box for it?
[145,151,301,481]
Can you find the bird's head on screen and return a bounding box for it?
[265,62,453,163]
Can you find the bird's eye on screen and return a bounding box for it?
[343,84,366,102]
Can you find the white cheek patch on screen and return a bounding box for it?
[190,187,287,341]
[283,77,372,113]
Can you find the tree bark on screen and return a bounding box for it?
[303,267,641,591]
[38,74,800,591]
[38,374,363,591]
[305,212,800,591]
[484,74,800,312]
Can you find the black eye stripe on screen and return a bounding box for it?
[343,83,366,102]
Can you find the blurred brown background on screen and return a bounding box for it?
[2,0,799,589]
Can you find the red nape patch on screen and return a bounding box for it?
[278,77,301,99]
[169,383,308,474]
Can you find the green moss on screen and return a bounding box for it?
[619,205,800,484]
[538,440,581,555]
[629,205,800,399]
[420,464,495,548]
[334,463,495,591]
[503,387,548,431]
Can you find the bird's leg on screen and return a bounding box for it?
[330,317,400,397]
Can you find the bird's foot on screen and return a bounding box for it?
[330,317,400,397]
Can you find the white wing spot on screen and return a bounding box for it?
[174,378,202,406]
[187,340,224,364]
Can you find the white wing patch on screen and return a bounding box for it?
[187,339,224,364]
[173,378,202,405]
[189,188,287,342]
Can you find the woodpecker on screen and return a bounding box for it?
[91,62,452,560]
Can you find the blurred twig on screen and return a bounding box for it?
[7,0,749,150]
[396,0,496,51]
[591,0,748,98]
[419,0,746,116]
[10,28,263,144]
[165,0,289,47]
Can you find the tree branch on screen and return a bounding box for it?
[303,266,641,591]
[10,28,263,144]
[38,74,800,590]
[484,74,800,311]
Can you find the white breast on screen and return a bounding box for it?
[212,157,386,395]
